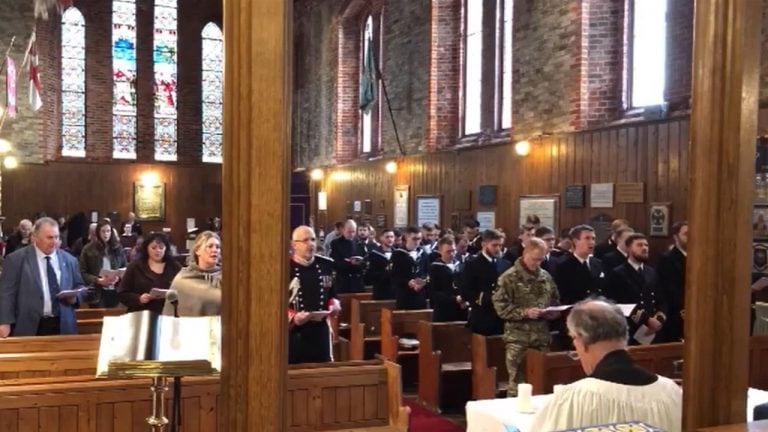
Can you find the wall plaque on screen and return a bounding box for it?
[616,182,645,203]
[478,185,497,206]
[590,183,614,208]
[134,183,165,221]
[375,214,387,228]
[564,185,586,208]
[394,185,409,228]
[416,195,441,227]
[519,195,559,232]
[589,213,613,244]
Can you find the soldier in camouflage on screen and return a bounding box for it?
[493,237,562,397]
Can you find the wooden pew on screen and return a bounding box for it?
[380,308,433,362]
[349,299,396,360]
[471,333,508,400]
[750,335,768,390]
[287,359,409,431]
[0,350,97,379]
[76,307,126,334]
[333,291,373,340]
[417,320,472,412]
[0,334,100,354]
[0,375,220,431]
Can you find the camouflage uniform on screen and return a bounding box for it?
[492,259,560,397]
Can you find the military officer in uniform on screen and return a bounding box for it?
[607,233,667,344]
[493,237,561,397]
[464,220,482,255]
[391,226,429,310]
[330,219,366,293]
[428,235,468,322]
[460,229,506,335]
[288,226,341,364]
[365,228,396,300]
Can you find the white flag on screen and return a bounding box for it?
[27,32,42,111]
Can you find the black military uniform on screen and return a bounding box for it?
[607,262,667,344]
[358,239,379,256]
[330,237,365,293]
[460,253,504,335]
[503,241,524,265]
[466,234,482,255]
[390,247,429,310]
[365,247,394,300]
[288,255,336,364]
[428,259,467,322]
[593,237,617,259]
[656,246,686,341]
[540,249,564,274]
[553,254,607,305]
[602,249,628,274]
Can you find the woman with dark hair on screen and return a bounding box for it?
[79,220,128,307]
[119,232,182,314]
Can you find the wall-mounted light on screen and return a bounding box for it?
[310,168,324,181]
[385,161,398,174]
[140,171,160,186]
[514,140,531,157]
[3,155,18,169]
[0,139,13,154]
[318,191,328,211]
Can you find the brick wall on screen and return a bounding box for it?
[426,0,460,151]
[666,0,693,110]
[0,0,222,164]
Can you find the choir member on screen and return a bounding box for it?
[553,225,607,305]
[330,219,365,293]
[365,228,396,300]
[391,226,429,310]
[460,229,506,335]
[593,218,630,259]
[657,221,687,342]
[428,235,468,322]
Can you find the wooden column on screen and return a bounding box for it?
[221,1,291,431]
[685,0,760,429]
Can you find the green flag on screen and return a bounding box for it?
[359,36,376,112]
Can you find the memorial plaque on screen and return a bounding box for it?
[616,182,645,203]
[589,213,613,244]
[564,185,585,208]
[375,214,386,228]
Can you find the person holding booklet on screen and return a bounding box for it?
[79,220,128,308]
[119,232,182,314]
[163,231,222,317]
[492,237,561,397]
[288,225,340,364]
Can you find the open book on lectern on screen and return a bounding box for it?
[96,310,222,376]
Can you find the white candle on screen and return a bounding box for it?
[517,383,533,412]
[553,384,564,396]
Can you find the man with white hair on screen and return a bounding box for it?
[529,298,682,432]
[5,219,33,256]
[288,225,340,364]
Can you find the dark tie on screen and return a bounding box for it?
[583,260,590,272]
[45,256,60,316]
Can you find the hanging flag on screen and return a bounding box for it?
[359,36,377,112]
[27,32,42,111]
[5,57,17,118]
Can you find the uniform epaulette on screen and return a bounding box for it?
[315,254,334,263]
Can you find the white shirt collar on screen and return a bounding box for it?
[481,251,496,262]
[575,254,591,265]
[676,246,687,257]
[618,248,628,258]
[34,245,56,261]
[628,258,643,272]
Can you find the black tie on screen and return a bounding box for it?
[583,260,590,272]
[45,256,60,316]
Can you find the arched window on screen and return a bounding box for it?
[61,7,86,158]
[154,0,178,161]
[201,22,223,164]
[112,0,137,159]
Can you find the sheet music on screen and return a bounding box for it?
[156,315,222,371]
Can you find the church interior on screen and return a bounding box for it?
[0,0,765,430]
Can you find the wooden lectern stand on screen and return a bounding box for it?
[104,360,218,431]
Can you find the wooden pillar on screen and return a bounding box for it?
[685,0,760,429]
[221,1,291,431]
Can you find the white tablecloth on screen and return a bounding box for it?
[465,388,768,432]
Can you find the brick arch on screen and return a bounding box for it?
[334,0,380,163]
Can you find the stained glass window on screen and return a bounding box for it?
[61,7,86,158]
[112,0,137,159]
[154,0,178,161]
[201,22,223,164]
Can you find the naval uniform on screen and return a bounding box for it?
[288,255,337,364]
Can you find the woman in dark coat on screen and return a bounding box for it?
[119,232,182,314]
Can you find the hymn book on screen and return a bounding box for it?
[96,310,222,376]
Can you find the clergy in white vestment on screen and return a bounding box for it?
[529,298,682,432]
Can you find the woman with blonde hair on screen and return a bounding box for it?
[163,231,222,316]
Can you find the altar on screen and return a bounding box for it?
[465,388,768,432]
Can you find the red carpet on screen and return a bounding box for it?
[404,400,465,432]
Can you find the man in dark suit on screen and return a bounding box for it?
[0,217,87,337]
[365,228,395,300]
[503,224,535,265]
[330,220,366,293]
[464,220,482,255]
[657,221,687,342]
[390,226,429,310]
[122,212,143,237]
[534,225,563,274]
[356,223,379,255]
[601,227,635,274]
[4,219,33,256]
[553,225,607,305]
[460,229,505,335]
[607,233,667,344]
[594,219,629,259]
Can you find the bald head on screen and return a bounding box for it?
[342,219,357,240]
[291,225,317,261]
[18,219,32,239]
[567,299,628,346]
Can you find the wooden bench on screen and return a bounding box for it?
[333,291,373,340]
[0,375,219,431]
[417,320,472,412]
[349,299,396,360]
[0,334,100,354]
[75,307,126,334]
[380,308,433,362]
[0,350,97,379]
[287,359,409,431]
[471,333,508,400]
[751,335,768,390]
